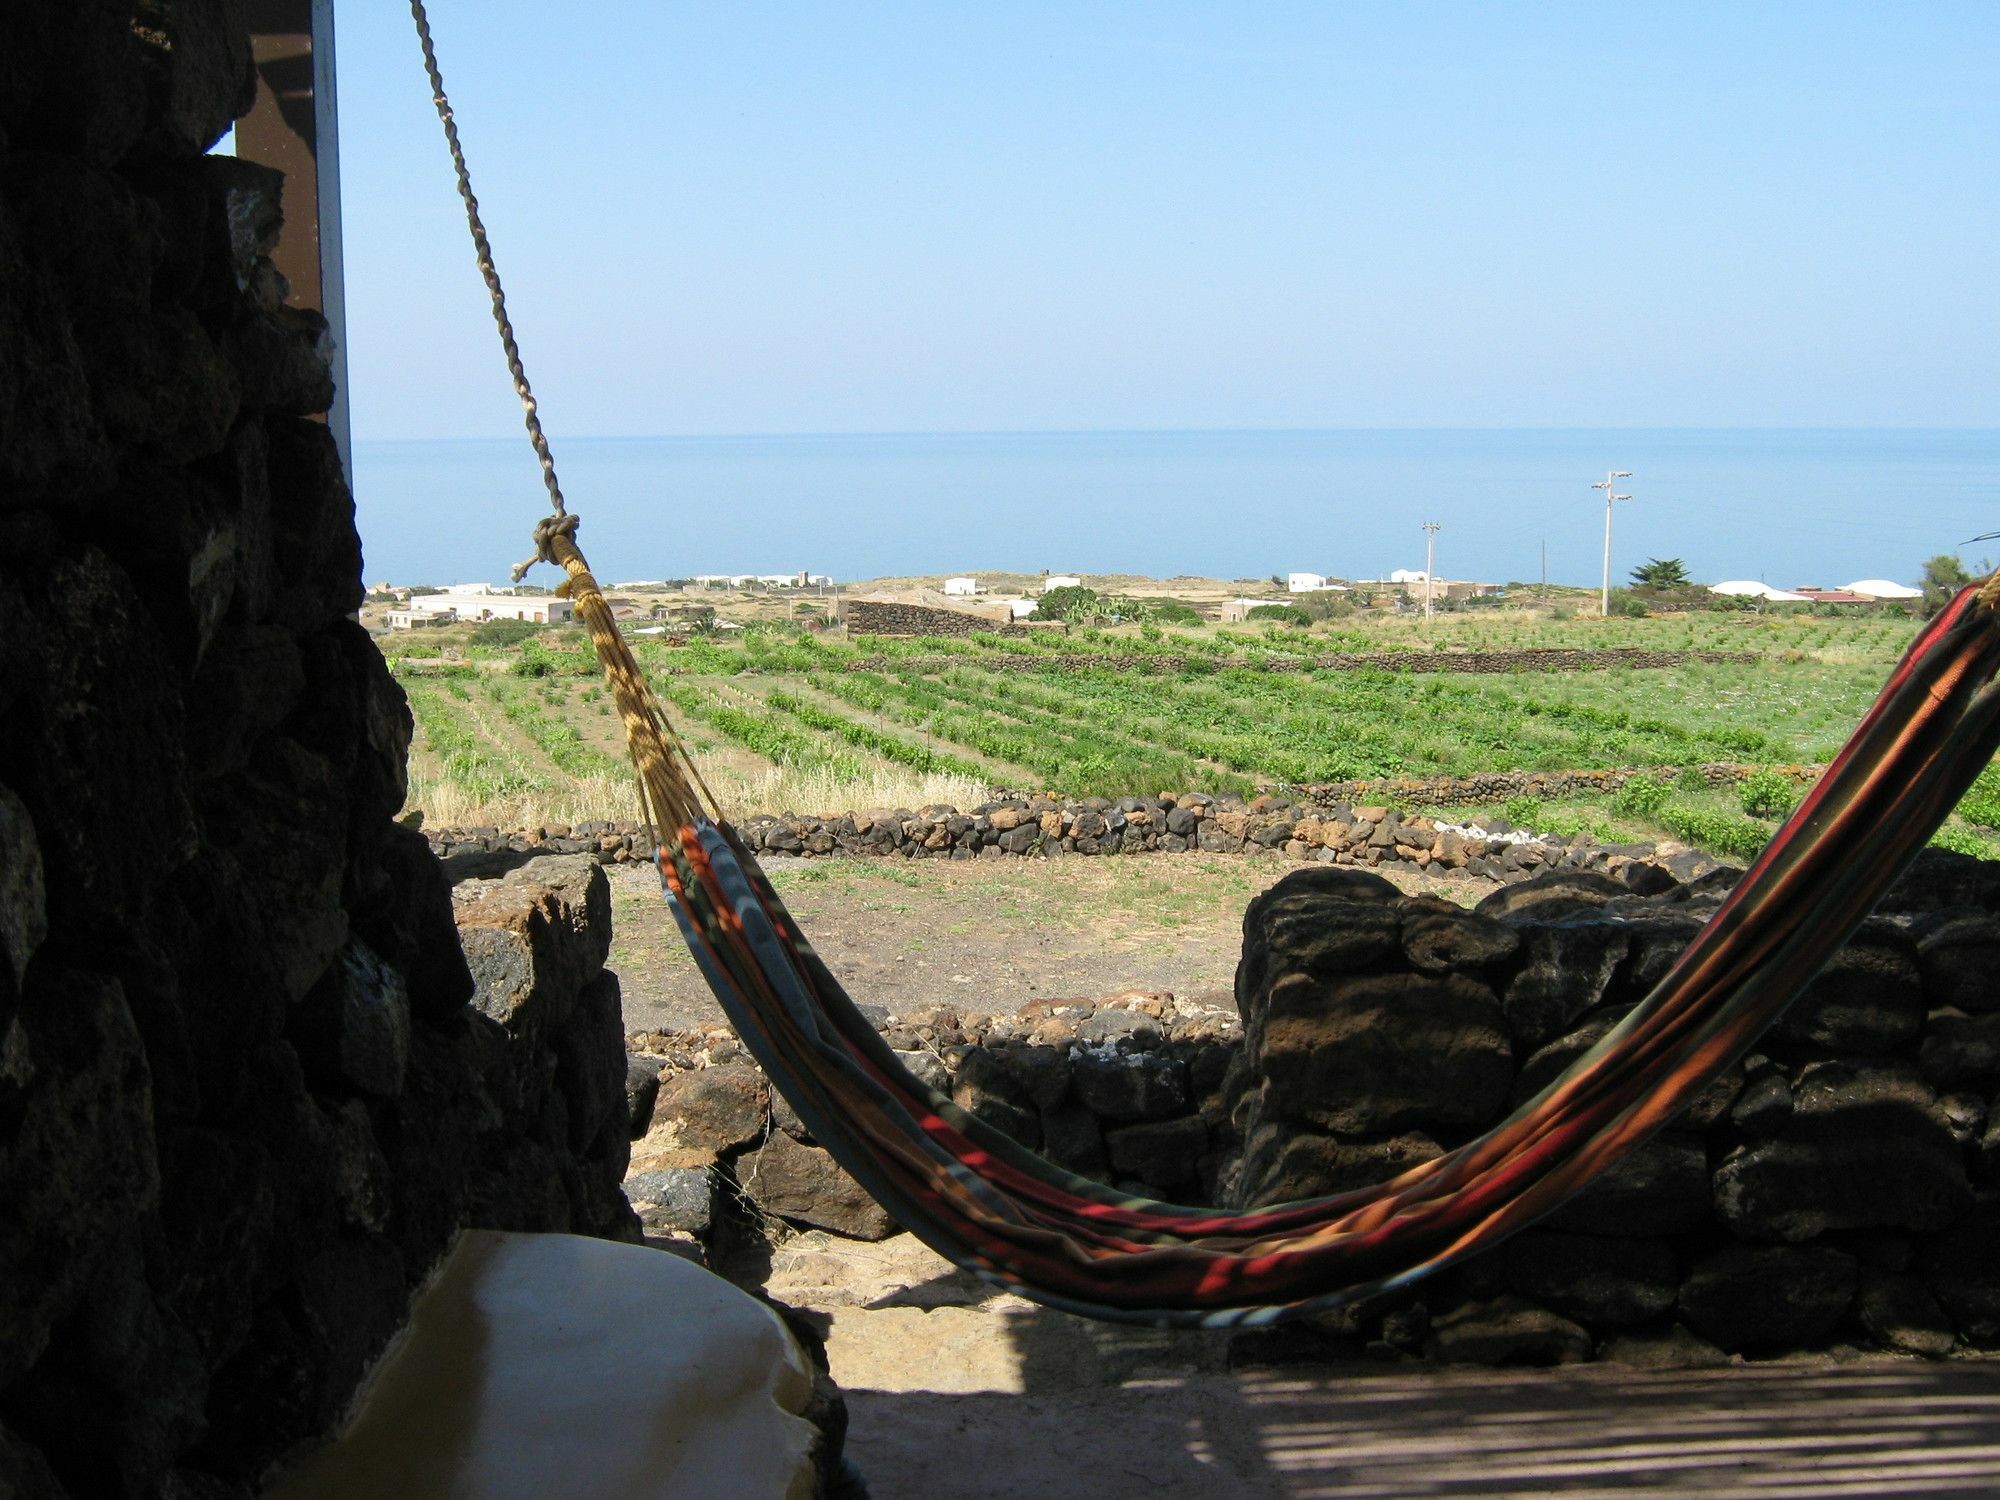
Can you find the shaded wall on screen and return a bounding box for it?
[0,7,633,1496]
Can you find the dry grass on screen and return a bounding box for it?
[404,762,993,831]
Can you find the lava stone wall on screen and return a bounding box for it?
[1226,857,2000,1366]
[622,994,1242,1258]
[0,9,633,1496]
[841,599,1020,637]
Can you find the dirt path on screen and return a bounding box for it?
[609,852,1487,1033]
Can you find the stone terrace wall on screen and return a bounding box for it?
[843,599,1021,637]
[1296,762,1823,809]
[1226,856,2000,1366]
[427,794,1731,887]
[0,12,634,1496]
[844,647,1758,675]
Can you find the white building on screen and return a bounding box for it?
[1709,580,1813,603]
[1041,575,1082,593]
[942,576,983,597]
[692,572,826,589]
[1287,573,1350,594]
[442,581,511,596]
[385,605,456,630]
[437,593,575,624]
[1844,579,1923,601]
[996,598,1039,620]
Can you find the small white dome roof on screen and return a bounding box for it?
[1843,578,1922,599]
[1710,580,1812,602]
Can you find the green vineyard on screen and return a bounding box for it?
[381,610,2000,857]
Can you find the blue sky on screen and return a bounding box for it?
[333,2,1999,440]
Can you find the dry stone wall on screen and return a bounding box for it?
[1225,854,2000,1366]
[425,793,1731,887]
[0,11,639,1496]
[842,600,1022,637]
[844,646,1757,675]
[621,992,1242,1259]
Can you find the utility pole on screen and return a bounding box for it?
[1422,521,1440,621]
[1593,470,1633,616]
[1540,538,1547,602]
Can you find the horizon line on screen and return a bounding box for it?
[353,423,2000,445]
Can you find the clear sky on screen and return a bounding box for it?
[333,2,1998,441]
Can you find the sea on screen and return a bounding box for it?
[351,429,2000,593]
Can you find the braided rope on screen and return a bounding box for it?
[408,0,567,566]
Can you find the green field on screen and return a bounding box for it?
[380,609,2000,859]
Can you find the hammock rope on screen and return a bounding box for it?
[410,3,2000,1326]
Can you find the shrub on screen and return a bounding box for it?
[1660,803,1772,860]
[472,617,541,647]
[1031,585,1102,623]
[1245,604,1311,627]
[1738,767,1799,819]
[1614,775,1671,818]
[1500,795,1544,829]
[1673,765,1711,794]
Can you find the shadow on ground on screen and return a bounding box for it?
[840,1299,2000,1499]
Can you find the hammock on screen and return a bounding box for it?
[408,3,2000,1326]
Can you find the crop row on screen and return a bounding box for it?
[802,669,1227,796]
[653,677,863,776]
[482,678,627,780]
[763,690,989,780]
[401,681,552,802]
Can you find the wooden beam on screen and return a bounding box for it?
[238,0,352,486]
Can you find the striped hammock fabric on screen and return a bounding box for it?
[558,533,2000,1327]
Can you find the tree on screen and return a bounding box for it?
[1629,557,1692,590]
[1922,554,1974,616]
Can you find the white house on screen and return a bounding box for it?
[438,593,575,624]
[1844,579,1923,601]
[1041,575,1082,593]
[1709,580,1813,603]
[1287,573,1350,594]
[997,598,1039,620]
[942,576,982,597]
[386,605,456,630]
[442,581,511,596]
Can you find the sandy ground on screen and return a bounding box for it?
[608,851,1488,1034]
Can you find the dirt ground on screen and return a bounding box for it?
[608,854,2000,1497]
[764,1232,2000,1499]
[607,851,1489,1034]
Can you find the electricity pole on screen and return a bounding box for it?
[1422,521,1440,621]
[1593,471,1633,616]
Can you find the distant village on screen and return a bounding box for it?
[369,567,1923,632]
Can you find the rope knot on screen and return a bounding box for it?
[510,511,580,582]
